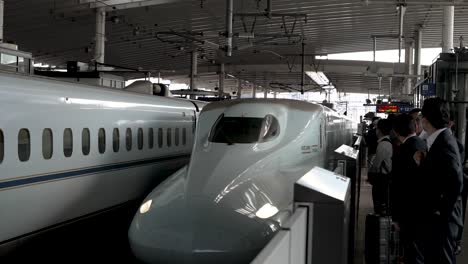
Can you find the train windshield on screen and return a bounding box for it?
[209,114,279,144]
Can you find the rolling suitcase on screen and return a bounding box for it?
[364,214,400,264]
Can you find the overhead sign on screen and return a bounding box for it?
[398,105,413,113]
[376,104,398,113]
[421,83,436,96]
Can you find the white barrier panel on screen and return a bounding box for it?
[250,208,308,264]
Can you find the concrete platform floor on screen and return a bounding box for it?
[354,168,468,264]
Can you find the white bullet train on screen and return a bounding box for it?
[129,99,355,263]
[0,71,206,251]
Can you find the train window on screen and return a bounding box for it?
[42,128,53,160]
[113,128,120,152]
[82,128,90,155]
[182,128,187,146]
[158,128,163,148]
[167,128,172,147]
[210,114,279,144]
[148,128,154,149]
[126,128,132,151]
[64,128,73,157]
[0,129,3,163]
[175,128,180,146]
[18,129,31,162]
[319,123,323,149]
[98,128,106,154]
[138,128,144,150]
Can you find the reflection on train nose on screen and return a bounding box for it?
[129,198,277,264]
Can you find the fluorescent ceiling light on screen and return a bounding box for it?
[306,71,335,89]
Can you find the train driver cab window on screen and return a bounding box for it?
[82,128,90,155]
[209,114,280,144]
[258,115,280,143]
[42,128,53,160]
[64,128,73,157]
[126,128,132,151]
[98,128,106,154]
[0,129,4,163]
[18,129,31,162]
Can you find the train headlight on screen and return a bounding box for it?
[255,203,279,219]
[139,199,152,214]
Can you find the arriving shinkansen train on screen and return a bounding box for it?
[0,71,206,250]
[129,99,355,264]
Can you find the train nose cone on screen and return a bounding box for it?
[129,199,277,264]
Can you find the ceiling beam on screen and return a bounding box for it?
[79,0,184,11]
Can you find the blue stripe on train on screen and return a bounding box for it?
[0,154,190,190]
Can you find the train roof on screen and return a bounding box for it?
[201,99,325,113]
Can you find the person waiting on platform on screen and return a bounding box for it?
[368,119,393,215]
[416,97,464,264]
[366,117,381,166]
[391,113,427,263]
[409,108,425,137]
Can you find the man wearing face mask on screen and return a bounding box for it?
[418,97,463,264]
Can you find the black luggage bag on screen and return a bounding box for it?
[364,214,400,264]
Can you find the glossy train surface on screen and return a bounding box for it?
[0,71,205,248]
[129,99,354,263]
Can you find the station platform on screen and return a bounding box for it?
[354,168,468,264]
[2,169,468,263]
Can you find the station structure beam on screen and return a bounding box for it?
[253,84,257,98]
[414,26,423,79]
[190,50,198,100]
[442,5,454,53]
[0,0,3,42]
[404,41,414,94]
[237,79,242,99]
[95,7,106,63]
[80,0,183,11]
[218,64,225,98]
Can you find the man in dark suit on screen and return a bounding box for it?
[418,97,464,264]
[391,114,427,263]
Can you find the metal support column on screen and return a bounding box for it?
[95,7,106,64]
[253,84,257,98]
[190,51,198,99]
[301,41,306,95]
[414,26,423,79]
[457,75,467,146]
[0,0,4,42]
[398,5,406,63]
[218,64,225,98]
[225,0,233,57]
[373,36,377,62]
[237,79,242,99]
[264,89,268,98]
[404,41,414,94]
[442,6,454,53]
[274,92,277,99]
[389,77,393,100]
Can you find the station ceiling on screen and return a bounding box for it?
[4,0,468,95]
